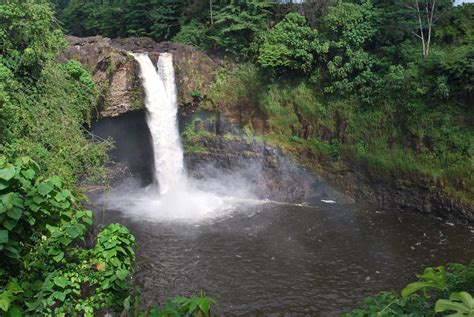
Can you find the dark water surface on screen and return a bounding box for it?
[93,201,474,316]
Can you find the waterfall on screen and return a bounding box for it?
[106,51,240,221]
[132,53,184,194]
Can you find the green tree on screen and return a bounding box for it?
[60,0,185,41]
[0,0,65,79]
[209,0,273,57]
[437,3,474,45]
[173,19,211,49]
[322,0,381,98]
[148,0,185,40]
[257,12,327,74]
[273,0,337,29]
[371,0,453,59]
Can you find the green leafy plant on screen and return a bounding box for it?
[0,157,136,315]
[448,262,474,294]
[156,294,215,317]
[435,292,474,317]
[0,157,79,267]
[346,262,474,316]
[0,279,22,315]
[121,293,216,317]
[402,266,448,298]
[342,291,431,317]
[256,12,327,74]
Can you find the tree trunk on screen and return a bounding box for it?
[425,0,436,56]
[210,0,214,25]
[415,0,427,56]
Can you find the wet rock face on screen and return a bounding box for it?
[181,113,350,203]
[64,36,143,117]
[62,36,220,117]
[183,112,473,222]
[322,166,474,222]
[90,109,155,187]
[185,136,348,203]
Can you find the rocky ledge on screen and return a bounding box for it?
[62,36,220,117]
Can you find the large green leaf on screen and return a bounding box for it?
[7,208,22,220]
[435,292,474,317]
[8,306,22,317]
[52,251,64,262]
[0,180,9,191]
[48,176,62,188]
[115,269,129,281]
[3,219,17,231]
[198,298,211,313]
[52,291,66,302]
[0,230,8,244]
[401,266,447,297]
[402,281,438,298]
[0,297,10,312]
[53,276,68,289]
[65,225,82,239]
[37,183,53,196]
[0,166,15,181]
[20,168,35,180]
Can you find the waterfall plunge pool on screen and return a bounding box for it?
[91,199,474,316]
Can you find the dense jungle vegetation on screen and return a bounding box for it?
[0,0,472,315]
[54,0,473,206]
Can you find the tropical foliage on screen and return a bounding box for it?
[0,158,135,315]
[122,294,216,316]
[0,0,108,187]
[345,262,474,316]
[198,0,473,206]
[256,12,326,74]
[0,1,134,315]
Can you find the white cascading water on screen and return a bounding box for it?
[123,52,230,221]
[132,53,184,194]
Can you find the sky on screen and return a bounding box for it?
[455,0,474,4]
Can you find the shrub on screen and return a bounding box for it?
[0,60,109,187]
[257,12,327,74]
[173,20,210,50]
[0,158,135,315]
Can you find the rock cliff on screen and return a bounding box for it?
[62,36,220,117]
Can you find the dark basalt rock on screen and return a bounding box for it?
[185,135,350,204]
[319,164,474,223]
